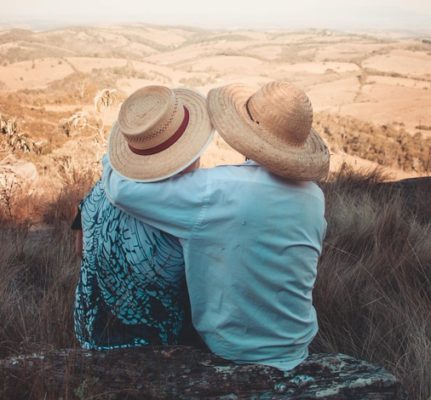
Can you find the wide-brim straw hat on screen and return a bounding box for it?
[207,81,330,181]
[109,86,213,181]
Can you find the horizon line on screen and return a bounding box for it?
[1,19,431,36]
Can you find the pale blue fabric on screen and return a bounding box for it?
[102,154,327,371]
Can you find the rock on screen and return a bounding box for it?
[0,347,407,399]
[381,176,431,223]
[0,155,38,186]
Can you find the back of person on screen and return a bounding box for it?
[74,85,214,350]
[101,80,330,370]
[181,162,326,370]
[103,158,326,369]
[75,180,186,349]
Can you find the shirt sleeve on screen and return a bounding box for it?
[101,154,208,239]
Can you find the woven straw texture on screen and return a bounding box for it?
[109,88,213,182]
[208,81,330,181]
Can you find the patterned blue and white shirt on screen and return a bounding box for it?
[74,180,186,349]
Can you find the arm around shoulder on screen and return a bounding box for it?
[101,154,208,239]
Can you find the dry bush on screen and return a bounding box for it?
[42,167,97,225]
[315,165,431,400]
[0,113,39,154]
[47,71,117,105]
[94,88,118,113]
[415,124,431,131]
[0,162,96,226]
[0,177,37,223]
[58,88,120,141]
[59,111,89,137]
[0,92,76,154]
[315,112,431,174]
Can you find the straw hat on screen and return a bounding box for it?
[207,81,330,180]
[109,86,213,181]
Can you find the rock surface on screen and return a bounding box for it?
[0,154,38,186]
[0,346,407,399]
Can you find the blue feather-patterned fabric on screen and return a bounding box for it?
[74,180,186,349]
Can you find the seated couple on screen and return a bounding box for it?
[73,81,330,371]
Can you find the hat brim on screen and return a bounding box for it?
[109,88,214,182]
[208,84,330,181]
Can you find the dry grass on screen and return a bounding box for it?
[0,168,96,361]
[0,224,79,358]
[0,163,96,224]
[0,166,430,399]
[315,166,431,399]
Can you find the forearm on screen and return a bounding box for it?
[102,155,206,239]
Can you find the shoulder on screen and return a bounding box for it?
[177,164,249,184]
[188,164,325,199]
[258,167,326,203]
[283,180,325,210]
[286,180,325,203]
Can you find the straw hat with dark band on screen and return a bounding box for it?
[208,81,330,181]
[109,86,214,181]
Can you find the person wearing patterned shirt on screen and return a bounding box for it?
[72,86,213,349]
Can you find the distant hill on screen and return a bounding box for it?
[0,24,430,194]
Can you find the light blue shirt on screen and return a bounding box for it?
[102,155,327,371]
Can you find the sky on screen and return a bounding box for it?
[1,0,430,30]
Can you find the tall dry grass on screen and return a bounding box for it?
[0,168,96,359]
[0,224,79,358]
[0,166,429,399]
[315,166,431,400]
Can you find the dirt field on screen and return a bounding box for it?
[0,24,430,197]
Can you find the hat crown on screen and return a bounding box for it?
[247,81,313,146]
[118,86,184,149]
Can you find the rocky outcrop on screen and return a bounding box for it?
[0,347,406,399]
[0,155,38,186]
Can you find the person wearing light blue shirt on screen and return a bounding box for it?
[103,156,327,370]
[101,82,330,370]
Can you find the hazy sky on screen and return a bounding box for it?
[1,0,431,30]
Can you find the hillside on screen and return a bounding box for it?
[0,24,430,201]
